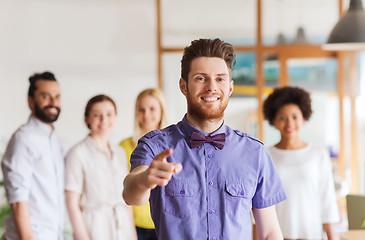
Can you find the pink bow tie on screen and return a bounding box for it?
[190,132,226,150]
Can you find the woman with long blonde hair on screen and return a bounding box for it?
[120,88,167,240]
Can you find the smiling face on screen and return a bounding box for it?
[28,79,61,125]
[85,100,116,137]
[180,57,233,122]
[137,95,162,133]
[273,103,305,140]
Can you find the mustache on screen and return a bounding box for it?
[43,105,61,112]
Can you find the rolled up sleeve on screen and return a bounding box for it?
[1,134,34,203]
[64,148,84,194]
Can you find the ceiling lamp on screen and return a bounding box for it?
[292,27,309,44]
[323,0,365,51]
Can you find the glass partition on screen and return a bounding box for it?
[161,0,256,47]
[288,58,337,92]
[262,0,338,45]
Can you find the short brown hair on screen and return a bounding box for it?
[180,38,236,81]
[84,94,117,129]
[263,86,312,125]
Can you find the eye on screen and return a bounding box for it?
[196,76,205,81]
[217,77,225,82]
[40,93,50,99]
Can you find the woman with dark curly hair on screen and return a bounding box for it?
[263,86,339,240]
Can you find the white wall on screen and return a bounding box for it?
[0,0,157,152]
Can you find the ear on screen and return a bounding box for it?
[229,80,234,96]
[28,96,35,111]
[179,78,187,96]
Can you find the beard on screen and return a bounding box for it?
[34,102,61,123]
[186,90,229,121]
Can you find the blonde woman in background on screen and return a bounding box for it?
[120,88,167,240]
[65,94,137,240]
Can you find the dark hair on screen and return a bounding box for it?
[263,86,313,125]
[28,71,57,97]
[180,38,236,81]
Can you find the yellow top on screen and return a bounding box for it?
[120,137,155,229]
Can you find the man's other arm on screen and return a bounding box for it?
[123,149,182,206]
[252,205,283,240]
[11,201,33,240]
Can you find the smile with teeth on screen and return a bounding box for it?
[201,96,220,102]
[45,108,59,114]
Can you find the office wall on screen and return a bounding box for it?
[0,0,157,152]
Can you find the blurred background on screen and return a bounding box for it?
[1,0,365,236]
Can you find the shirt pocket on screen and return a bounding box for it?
[225,180,255,219]
[164,177,200,218]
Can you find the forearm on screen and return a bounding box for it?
[253,206,283,240]
[65,191,90,240]
[123,166,151,206]
[127,206,138,240]
[323,223,335,240]
[259,231,283,240]
[10,202,33,240]
[67,206,90,240]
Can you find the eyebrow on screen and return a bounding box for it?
[39,92,61,97]
[192,73,229,77]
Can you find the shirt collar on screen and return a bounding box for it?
[180,114,226,138]
[84,135,115,158]
[28,115,55,137]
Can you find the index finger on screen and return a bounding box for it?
[153,148,173,162]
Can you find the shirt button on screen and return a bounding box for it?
[209,181,214,186]
[208,154,212,158]
[180,189,185,195]
[209,209,216,214]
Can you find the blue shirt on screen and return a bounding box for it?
[131,116,287,240]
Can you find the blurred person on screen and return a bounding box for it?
[263,86,339,240]
[65,95,137,240]
[1,71,64,240]
[123,38,287,240]
[120,88,167,240]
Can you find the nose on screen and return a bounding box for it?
[49,96,60,107]
[205,79,217,92]
[286,118,294,126]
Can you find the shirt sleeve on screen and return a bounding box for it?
[252,145,287,209]
[319,148,340,223]
[64,146,84,194]
[1,133,34,203]
[130,137,159,172]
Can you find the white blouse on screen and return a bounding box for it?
[268,144,339,239]
[65,135,134,240]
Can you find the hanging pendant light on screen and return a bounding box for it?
[265,33,286,61]
[276,33,286,45]
[292,26,309,44]
[323,0,365,51]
